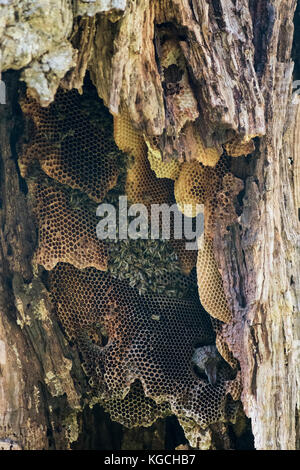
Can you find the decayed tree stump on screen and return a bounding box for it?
[0,0,299,450]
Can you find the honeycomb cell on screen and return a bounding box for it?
[160,38,199,135]
[113,107,146,159]
[20,81,241,440]
[102,380,171,428]
[49,263,240,429]
[146,137,180,180]
[196,237,232,323]
[107,236,195,297]
[174,161,220,217]
[30,180,107,271]
[113,111,197,276]
[183,121,223,167]
[113,108,174,209]
[20,88,119,202]
[169,239,198,276]
[125,149,174,210]
[224,136,255,157]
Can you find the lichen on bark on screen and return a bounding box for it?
[0,0,127,104]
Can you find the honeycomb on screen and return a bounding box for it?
[224,136,255,157]
[196,237,232,324]
[183,121,223,167]
[174,159,226,218]
[49,262,240,429]
[29,179,107,271]
[204,170,243,239]
[125,149,174,210]
[145,137,180,180]
[113,108,197,274]
[107,236,195,297]
[20,88,119,202]
[102,380,172,428]
[214,173,244,236]
[212,318,238,370]
[113,108,174,208]
[126,152,197,275]
[193,132,222,167]
[102,376,240,447]
[112,105,238,320]
[160,38,199,135]
[113,107,146,159]
[169,239,198,276]
[19,78,242,442]
[177,375,241,449]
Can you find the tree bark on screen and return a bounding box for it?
[0,0,299,450]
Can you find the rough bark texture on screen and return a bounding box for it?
[213,3,300,449]
[0,0,299,450]
[0,73,79,449]
[0,0,126,105]
[91,0,266,138]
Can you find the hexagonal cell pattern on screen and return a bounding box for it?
[29,179,107,271]
[197,237,232,324]
[19,80,243,439]
[48,263,239,429]
[224,136,255,157]
[20,88,119,202]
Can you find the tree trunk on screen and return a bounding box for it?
[0,0,299,450]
